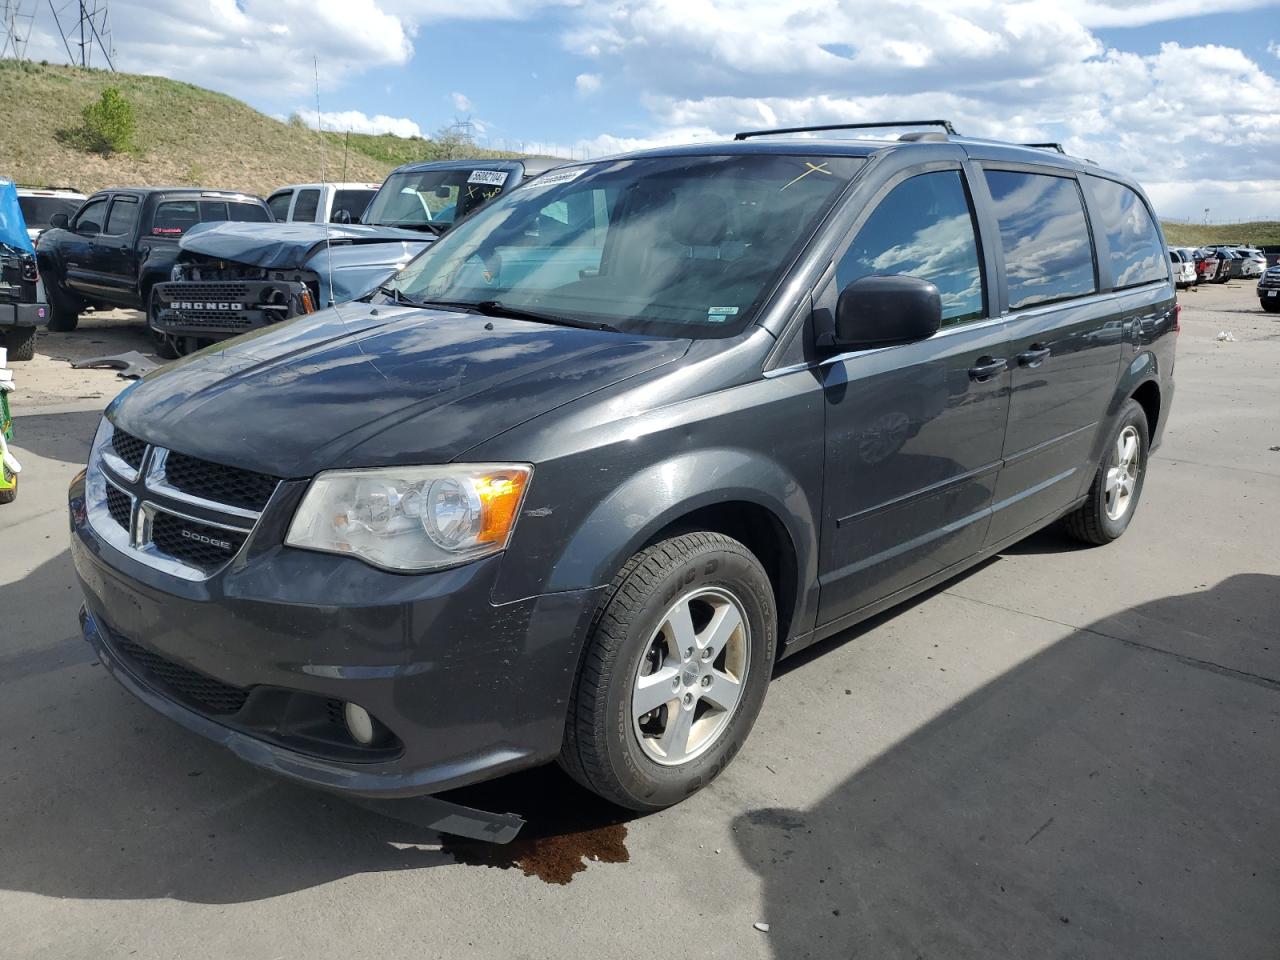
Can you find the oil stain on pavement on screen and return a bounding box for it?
[439,766,633,885]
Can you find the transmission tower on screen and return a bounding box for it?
[47,0,114,70]
[1,0,36,60]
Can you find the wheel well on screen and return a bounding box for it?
[1131,380,1161,436]
[645,502,799,652]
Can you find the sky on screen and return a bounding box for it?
[17,0,1280,220]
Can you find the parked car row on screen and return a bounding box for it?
[26,157,558,358]
[1168,246,1255,286]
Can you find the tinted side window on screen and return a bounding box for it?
[227,202,270,223]
[984,170,1096,309]
[1087,177,1166,288]
[74,197,108,236]
[104,197,139,237]
[292,189,320,222]
[267,191,292,221]
[151,201,199,236]
[331,189,375,223]
[837,170,985,326]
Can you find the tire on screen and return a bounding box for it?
[45,283,81,332]
[1062,399,1149,545]
[559,532,777,811]
[1261,299,1280,313]
[147,290,180,360]
[3,326,36,361]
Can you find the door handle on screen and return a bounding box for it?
[1017,344,1051,367]
[968,356,1006,382]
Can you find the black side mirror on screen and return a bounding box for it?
[49,213,69,230]
[834,275,942,350]
[332,209,352,225]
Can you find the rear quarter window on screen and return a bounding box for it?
[984,169,1097,310]
[1086,177,1166,289]
[292,189,321,222]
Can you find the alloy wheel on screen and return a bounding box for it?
[1105,425,1141,521]
[632,587,751,766]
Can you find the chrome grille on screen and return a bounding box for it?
[86,420,280,580]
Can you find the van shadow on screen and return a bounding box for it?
[733,574,1280,959]
[8,408,102,465]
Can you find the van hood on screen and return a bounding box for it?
[109,304,690,478]
[180,221,432,269]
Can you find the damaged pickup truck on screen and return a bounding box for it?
[149,157,560,356]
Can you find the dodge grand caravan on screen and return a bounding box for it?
[70,121,1177,838]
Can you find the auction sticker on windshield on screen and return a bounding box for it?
[468,170,510,187]
[531,167,586,187]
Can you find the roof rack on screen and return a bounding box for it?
[733,119,958,141]
[1021,142,1066,154]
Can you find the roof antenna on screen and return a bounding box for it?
[314,56,336,309]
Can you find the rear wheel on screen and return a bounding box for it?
[44,283,81,332]
[559,532,776,811]
[3,327,36,361]
[1062,399,1149,545]
[1261,298,1280,313]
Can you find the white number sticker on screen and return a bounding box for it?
[467,169,510,187]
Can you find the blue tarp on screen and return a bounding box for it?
[0,180,35,255]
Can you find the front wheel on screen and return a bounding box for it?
[44,283,81,332]
[1062,399,1149,545]
[559,532,776,811]
[147,291,181,360]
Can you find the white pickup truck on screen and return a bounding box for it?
[264,182,381,224]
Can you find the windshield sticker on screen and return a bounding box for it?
[706,306,739,322]
[780,161,833,191]
[532,167,586,187]
[468,169,510,187]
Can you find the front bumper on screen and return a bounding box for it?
[0,301,47,328]
[69,470,604,804]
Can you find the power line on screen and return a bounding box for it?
[46,0,114,70]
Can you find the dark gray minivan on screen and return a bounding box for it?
[70,122,1177,838]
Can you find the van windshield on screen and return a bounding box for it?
[387,154,864,338]
[362,168,515,231]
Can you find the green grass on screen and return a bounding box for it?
[0,59,524,196]
[1161,221,1280,248]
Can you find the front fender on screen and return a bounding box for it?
[532,446,819,632]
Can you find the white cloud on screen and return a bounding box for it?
[575,73,603,95]
[450,91,472,112]
[45,0,411,98]
[295,109,423,138]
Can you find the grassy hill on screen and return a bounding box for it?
[1161,221,1280,248]
[0,59,521,196]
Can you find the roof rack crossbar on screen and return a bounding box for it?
[1021,142,1066,154]
[733,119,958,141]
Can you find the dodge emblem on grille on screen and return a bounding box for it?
[181,529,233,550]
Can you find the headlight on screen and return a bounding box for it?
[285,464,532,572]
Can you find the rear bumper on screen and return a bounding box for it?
[152,279,309,338]
[70,470,604,801]
[0,301,47,328]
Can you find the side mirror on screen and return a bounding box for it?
[49,213,69,230]
[332,209,352,225]
[834,275,942,350]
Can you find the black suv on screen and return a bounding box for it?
[36,188,271,332]
[69,122,1176,837]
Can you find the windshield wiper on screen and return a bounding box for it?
[471,300,620,333]
[376,284,428,308]
[375,219,448,236]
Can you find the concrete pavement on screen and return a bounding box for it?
[1,286,1276,959]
